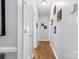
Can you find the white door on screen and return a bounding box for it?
[23,0,33,59]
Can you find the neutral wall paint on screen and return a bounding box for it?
[0,0,17,47]
[39,16,49,41]
[5,52,17,59]
[50,1,78,59]
[57,9,78,59]
[33,18,38,48]
[0,0,17,59]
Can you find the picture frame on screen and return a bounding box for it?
[57,9,62,21]
[44,26,47,29]
[0,0,6,36]
[53,6,56,15]
[51,19,53,25]
[41,23,44,26]
[36,22,38,28]
[53,26,56,33]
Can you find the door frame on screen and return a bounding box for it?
[17,0,23,59]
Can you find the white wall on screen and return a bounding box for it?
[5,52,17,59]
[0,0,17,59]
[39,15,49,41]
[33,15,38,48]
[0,0,17,47]
[50,0,78,59]
[57,7,78,59]
[58,17,77,59]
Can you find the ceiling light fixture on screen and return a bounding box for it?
[41,0,47,5]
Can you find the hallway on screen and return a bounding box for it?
[33,41,56,59]
[22,0,78,59]
[0,0,77,59]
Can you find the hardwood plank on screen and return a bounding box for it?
[33,41,56,59]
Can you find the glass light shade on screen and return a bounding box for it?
[41,0,47,5]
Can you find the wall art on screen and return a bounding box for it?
[0,0,6,36]
[57,9,62,21]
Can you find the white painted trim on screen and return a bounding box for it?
[49,22,51,41]
[38,22,40,41]
[50,43,59,59]
[0,47,17,52]
[17,0,23,59]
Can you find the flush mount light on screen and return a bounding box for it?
[41,0,47,5]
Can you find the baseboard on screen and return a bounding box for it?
[50,43,59,59]
[38,39,49,41]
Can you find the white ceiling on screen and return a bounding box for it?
[35,0,53,17]
[35,0,78,17]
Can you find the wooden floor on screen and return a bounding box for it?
[33,41,56,59]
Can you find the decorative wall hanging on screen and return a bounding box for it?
[0,0,6,36]
[51,19,53,25]
[70,3,78,14]
[36,23,38,28]
[53,26,56,33]
[53,6,56,15]
[41,23,44,26]
[57,9,62,21]
[44,26,47,29]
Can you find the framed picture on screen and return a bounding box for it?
[36,23,38,28]
[53,26,56,33]
[41,23,44,26]
[44,26,47,29]
[0,0,6,36]
[53,6,56,15]
[57,9,62,21]
[51,19,53,25]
